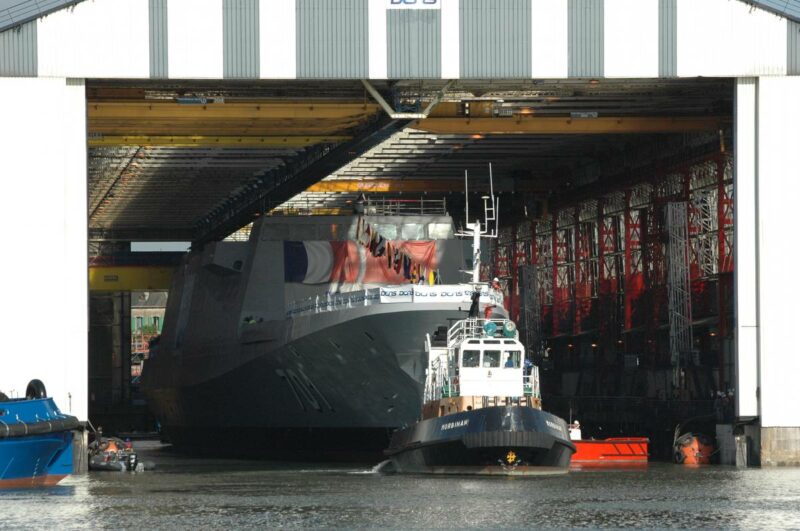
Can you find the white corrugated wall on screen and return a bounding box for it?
[677,0,787,77]
[756,76,800,428]
[0,76,88,419]
[0,0,798,79]
[734,77,758,420]
[604,0,659,78]
[37,0,149,78]
[168,0,223,78]
[259,0,296,79]
[531,0,569,78]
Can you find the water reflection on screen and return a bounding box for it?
[2,442,800,529]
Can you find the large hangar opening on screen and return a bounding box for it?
[85,77,733,457]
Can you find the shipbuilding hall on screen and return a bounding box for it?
[1,0,800,466]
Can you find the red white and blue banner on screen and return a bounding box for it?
[284,240,439,286]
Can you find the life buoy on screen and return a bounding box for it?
[25,379,47,399]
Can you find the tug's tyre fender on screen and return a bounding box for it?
[25,379,47,399]
[673,450,685,464]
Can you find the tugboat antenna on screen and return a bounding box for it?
[464,169,469,229]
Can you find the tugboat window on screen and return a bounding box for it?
[503,350,521,368]
[462,350,480,367]
[483,350,501,368]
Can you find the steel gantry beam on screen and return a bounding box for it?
[88,102,381,120]
[410,117,727,135]
[88,101,382,137]
[89,266,175,291]
[306,179,464,193]
[88,135,351,148]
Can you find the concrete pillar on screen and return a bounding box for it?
[735,76,800,466]
[0,77,88,420]
[754,77,800,466]
[734,78,759,425]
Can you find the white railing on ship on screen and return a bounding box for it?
[526,367,541,399]
[285,285,503,319]
[362,197,447,216]
[425,370,541,402]
[285,288,383,318]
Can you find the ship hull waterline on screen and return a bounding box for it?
[385,406,576,475]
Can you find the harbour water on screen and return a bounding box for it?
[2,441,800,529]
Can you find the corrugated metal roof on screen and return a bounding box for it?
[740,1,800,23]
[2,0,799,37]
[0,0,84,33]
[0,18,35,75]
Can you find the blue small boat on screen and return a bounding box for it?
[0,380,81,488]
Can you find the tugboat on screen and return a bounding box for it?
[0,380,80,488]
[384,310,575,475]
[385,178,574,475]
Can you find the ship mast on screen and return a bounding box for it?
[459,163,499,287]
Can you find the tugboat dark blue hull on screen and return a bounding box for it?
[0,395,80,488]
[385,406,575,475]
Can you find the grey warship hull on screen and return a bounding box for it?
[141,214,503,459]
[145,305,472,459]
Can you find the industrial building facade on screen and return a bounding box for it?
[1,0,799,79]
[1,0,799,464]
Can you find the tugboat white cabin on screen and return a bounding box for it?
[422,317,541,420]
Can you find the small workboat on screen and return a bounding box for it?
[567,421,649,468]
[673,432,714,465]
[89,433,140,472]
[0,380,80,488]
[384,312,575,475]
[672,416,715,465]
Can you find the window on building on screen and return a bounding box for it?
[153,316,160,331]
[135,316,143,330]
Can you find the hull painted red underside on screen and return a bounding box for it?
[0,474,67,489]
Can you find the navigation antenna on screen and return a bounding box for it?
[457,163,500,286]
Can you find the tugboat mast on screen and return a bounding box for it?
[460,163,499,287]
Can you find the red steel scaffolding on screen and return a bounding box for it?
[488,152,734,389]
